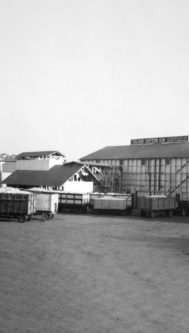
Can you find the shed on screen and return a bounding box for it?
[2,162,100,190]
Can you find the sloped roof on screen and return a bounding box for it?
[5,155,17,161]
[0,154,16,162]
[47,164,84,185]
[17,150,64,159]
[81,142,189,160]
[65,160,112,168]
[3,163,82,187]
[2,170,50,186]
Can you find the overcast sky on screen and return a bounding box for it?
[1,0,189,159]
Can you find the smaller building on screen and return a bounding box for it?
[16,150,65,170]
[2,162,99,191]
[0,150,66,186]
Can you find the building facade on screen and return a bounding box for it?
[81,136,189,201]
[16,151,65,170]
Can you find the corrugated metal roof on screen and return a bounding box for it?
[81,142,189,160]
[17,150,65,159]
[3,164,82,187]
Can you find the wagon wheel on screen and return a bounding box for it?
[150,211,155,218]
[181,208,186,216]
[18,215,26,223]
[141,209,145,217]
[168,210,173,217]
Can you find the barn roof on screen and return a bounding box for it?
[3,163,83,187]
[81,142,189,160]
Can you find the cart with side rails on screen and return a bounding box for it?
[0,190,36,223]
[137,195,177,218]
[28,188,59,221]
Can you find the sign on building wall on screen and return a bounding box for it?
[131,136,189,145]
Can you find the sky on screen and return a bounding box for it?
[0,0,189,160]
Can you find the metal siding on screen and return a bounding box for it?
[118,157,189,201]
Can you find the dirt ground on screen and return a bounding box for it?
[0,213,189,333]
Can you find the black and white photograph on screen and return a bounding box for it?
[0,1,189,332]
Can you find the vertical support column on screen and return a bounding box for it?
[148,159,152,194]
[119,159,123,193]
[154,159,157,194]
[0,162,4,188]
[158,158,161,192]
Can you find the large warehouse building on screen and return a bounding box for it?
[81,136,189,201]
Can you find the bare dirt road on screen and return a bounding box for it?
[0,214,189,333]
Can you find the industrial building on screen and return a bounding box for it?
[2,150,112,192]
[81,136,189,202]
[0,150,65,182]
[3,161,97,191]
